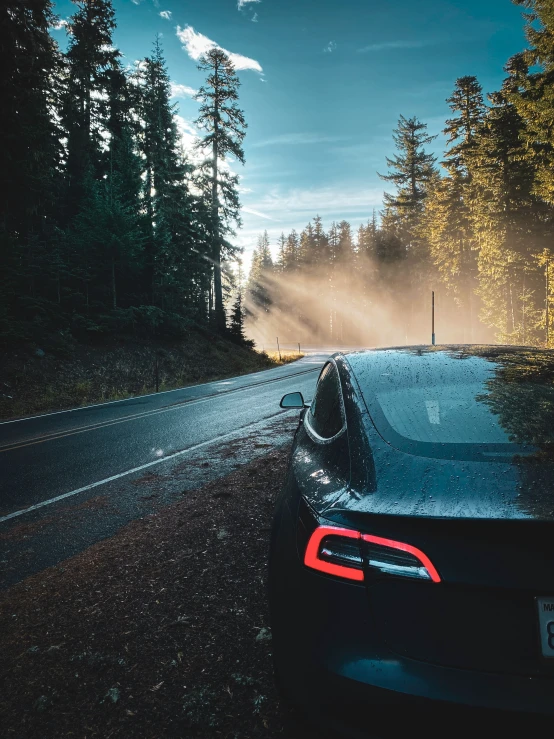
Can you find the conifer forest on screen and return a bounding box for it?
[246,0,554,348]
[4,0,554,350]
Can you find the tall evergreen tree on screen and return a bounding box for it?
[443,76,486,177]
[507,0,554,205]
[311,215,330,267]
[378,115,437,338]
[1,0,61,237]
[298,223,315,266]
[378,115,437,248]
[138,41,202,321]
[228,260,251,345]
[246,232,273,318]
[470,87,546,342]
[425,77,486,337]
[61,0,119,219]
[283,230,299,271]
[275,233,287,273]
[194,49,247,331]
[0,0,62,336]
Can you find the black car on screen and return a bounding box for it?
[269,346,554,737]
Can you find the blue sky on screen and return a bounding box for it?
[51,0,527,266]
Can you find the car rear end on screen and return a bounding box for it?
[269,348,554,736]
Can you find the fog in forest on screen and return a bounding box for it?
[243,253,495,351]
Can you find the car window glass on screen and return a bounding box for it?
[308,363,344,439]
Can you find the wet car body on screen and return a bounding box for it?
[268,346,554,736]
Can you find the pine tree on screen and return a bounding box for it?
[65,172,144,313]
[443,76,486,177]
[357,214,378,261]
[284,230,299,271]
[333,221,356,342]
[228,260,251,345]
[137,41,201,323]
[312,216,330,267]
[194,49,247,332]
[245,232,273,318]
[0,0,62,337]
[424,77,486,338]
[61,0,120,219]
[0,0,61,237]
[470,87,547,342]
[357,218,379,317]
[275,233,287,273]
[378,115,437,248]
[378,115,437,338]
[298,223,315,266]
[507,0,554,204]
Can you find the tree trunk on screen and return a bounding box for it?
[506,272,514,336]
[145,167,155,304]
[111,256,117,309]
[211,62,225,333]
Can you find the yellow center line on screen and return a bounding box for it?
[0,397,211,453]
[0,366,319,454]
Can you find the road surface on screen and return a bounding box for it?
[0,353,328,586]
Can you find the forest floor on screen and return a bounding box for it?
[0,446,324,739]
[0,331,301,421]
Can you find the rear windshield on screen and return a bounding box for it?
[376,382,510,445]
[347,348,554,461]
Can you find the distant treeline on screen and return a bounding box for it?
[246,0,554,347]
[1,0,247,349]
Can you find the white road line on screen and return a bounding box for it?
[0,367,320,452]
[0,411,293,524]
[0,360,317,426]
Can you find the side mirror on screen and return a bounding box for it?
[280,391,306,409]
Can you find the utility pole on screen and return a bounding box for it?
[276,336,281,361]
[522,271,526,346]
[547,259,550,347]
[432,291,436,346]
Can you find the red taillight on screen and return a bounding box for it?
[362,533,441,583]
[304,526,364,581]
[304,525,441,583]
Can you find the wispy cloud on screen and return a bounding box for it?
[252,133,346,148]
[242,206,276,221]
[324,40,337,53]
[159,10,172,20]
[238,0,260,8]
[247,185,383,219]
[176,25,263,73]
[174,115,200,157]
[251,12,258,22]
[358,40,429,53]
[170,82,197,98]
[50,19,68,30]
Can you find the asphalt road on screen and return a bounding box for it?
[0,354,327,522]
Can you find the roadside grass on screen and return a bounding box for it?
[0,332,286,421]
[261,350,305,365]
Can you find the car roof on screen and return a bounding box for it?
[337,345,554,383]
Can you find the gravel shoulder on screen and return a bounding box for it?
[0,446,316,739]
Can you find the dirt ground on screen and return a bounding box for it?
[2,444,549,739]
[0,446,322,739]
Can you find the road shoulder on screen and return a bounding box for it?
[1,446,309,739]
